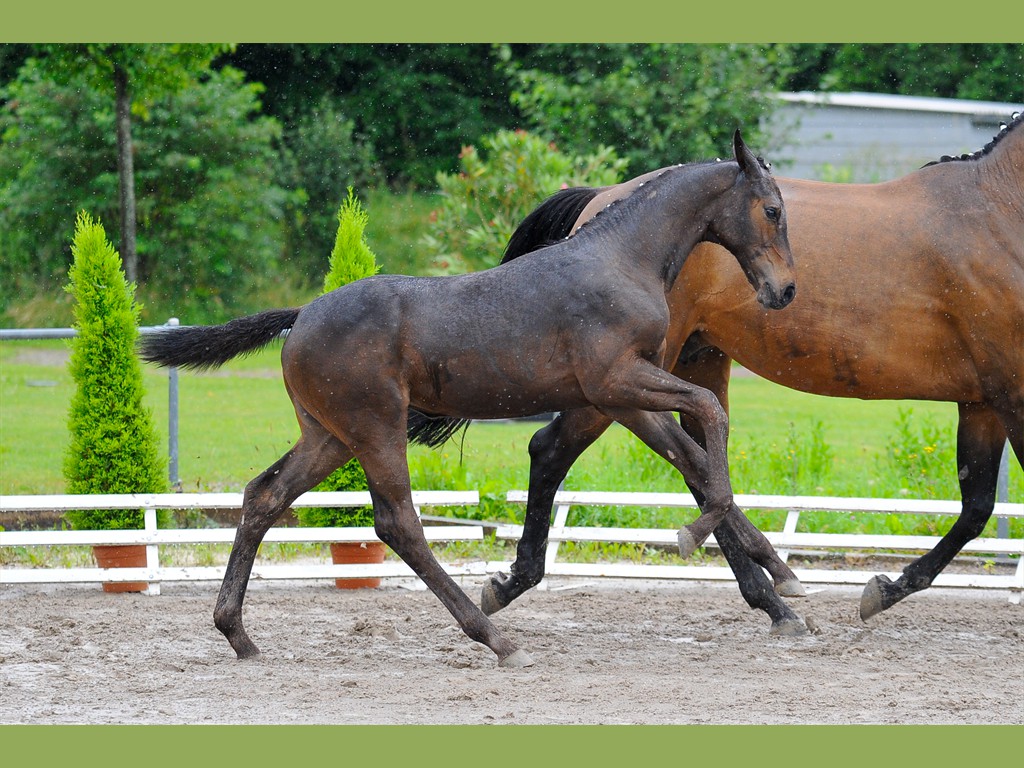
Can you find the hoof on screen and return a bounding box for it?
[677,527,698,559]
[769,617,808,637]
[860,574,892,621]
[499,649,535,668]
[776,578,806,598]
[480,575,507,616]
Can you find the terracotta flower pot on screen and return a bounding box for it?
[329,541,386,589]
[92,544,149,593]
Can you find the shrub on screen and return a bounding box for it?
[295,188,379,528]
[420,128,627,274]
[63,212,168,530]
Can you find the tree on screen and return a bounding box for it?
[63,212,167,530]
[0,61,288,324]
[507,44,795,173]
[421,128,627,274]
[35,44,231,283]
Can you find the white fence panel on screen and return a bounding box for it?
[0,491,484,592]
[502,490,1023,602]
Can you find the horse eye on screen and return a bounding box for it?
[764,206,779,222]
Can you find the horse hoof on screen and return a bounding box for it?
[769,617,808,637]
[860,574,892,621]
[499,649,535,668]
[776,578,806,598]
[677,527,698,559]
[480,576,506,616]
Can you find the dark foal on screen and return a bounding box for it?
[141,131,796,667]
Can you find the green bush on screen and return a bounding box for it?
[420,128,627,274]
[295,188,379,528]
[63,212,168,530]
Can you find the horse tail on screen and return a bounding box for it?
[500,186,601,264]
[139,307,302,371]
[407,410,471,448]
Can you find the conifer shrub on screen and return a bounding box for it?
[295,189,379,528]
[63,212,168,530]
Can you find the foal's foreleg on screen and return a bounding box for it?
[481,409,612,615]
[592,363,734,556]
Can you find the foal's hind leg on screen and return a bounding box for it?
[351,435,533,668]
[215,414,350,659]
[482,408,612,615]
[861,403,1010,620]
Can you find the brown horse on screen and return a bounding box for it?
[494,111,1024,625]
[140,131,797,666]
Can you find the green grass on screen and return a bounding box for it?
[2,339,1021,542]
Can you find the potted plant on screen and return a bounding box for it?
[63,212,169,592]
[294,188,386,588]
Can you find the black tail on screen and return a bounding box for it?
[139,307,301,371]
[500,186,601,264]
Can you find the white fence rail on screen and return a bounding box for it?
[0,491,484,594]
[2,490,1021,602]
[499,490,1023,602]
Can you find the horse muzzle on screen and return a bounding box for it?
[757,280,797,310]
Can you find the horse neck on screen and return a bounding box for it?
[979,119,1024,208]
[605,163,737,290]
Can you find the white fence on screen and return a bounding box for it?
[0,491,484,595]
[1,489,1021,602]
[498,491,1023,602]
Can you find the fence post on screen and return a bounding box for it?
[996,440,1010,560]
[167,318,181,492]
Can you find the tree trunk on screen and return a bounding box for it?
[114,64,138,285]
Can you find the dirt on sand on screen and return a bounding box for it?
[1,577,1021,725]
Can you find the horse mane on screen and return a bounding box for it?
[922,110,1023,167]
[500,186,598,265]
[568,162,704,242]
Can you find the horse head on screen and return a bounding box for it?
[709,130,796,311]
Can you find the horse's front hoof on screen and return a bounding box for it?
[677,526,698,559]
[860,574,894,620]
[481,573,509,616]
[776,578,806,598]
[498,649,535,668]
[769,616,808,637]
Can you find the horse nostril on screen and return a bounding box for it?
[781,284,796,306]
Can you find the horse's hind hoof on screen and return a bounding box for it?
[677,527,698,559]
[776,578,806,598]
[769,617,808,637]
[499,649,534,668]
[860,574,893,621]
[481,574,507,616]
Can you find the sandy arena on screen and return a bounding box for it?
[1,576,1021,725]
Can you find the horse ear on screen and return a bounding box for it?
[733,129,760,176]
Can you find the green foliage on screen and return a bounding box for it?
[321,188,381,293]
[421,128,627,274]
[508,44,795,173]
[296,189,379,528]
[296,460,374,528]
[877,408,958,499]
[281,95,379,281]
[805,44,1024,103]
[0,62,288,324]
[224,44,519,188]
[62,213,167,530]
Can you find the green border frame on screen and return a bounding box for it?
[2,3,1021,760]
[2,0,1023,42]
